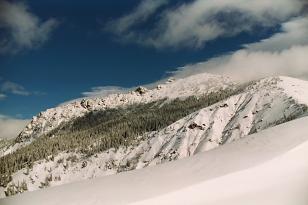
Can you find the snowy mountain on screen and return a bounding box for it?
[0,74,308,199]
[2,73,234,156]
[2,116,308,205]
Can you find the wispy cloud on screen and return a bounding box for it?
[82,86,131,98]
[0,79,45,97]
[106,0,305,49]
[1,81,30,96]
[0,93,6,100]
[106,0,168,34]
[0,114,29,140]
[245,16,308,51]
[0,0,58,54]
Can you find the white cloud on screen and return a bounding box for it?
[107,0,304,48]
[169,12,308,82]
[171,44,308,82]
[0,93,6,100]
[0,115,29,140]
[0,79,45,97]
[246,16,308,51]
[107,0,168,34]
[0,0,58,54]
[1,81,30,96]
[82,86,131,98]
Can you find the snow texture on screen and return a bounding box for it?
[2,116,308,205]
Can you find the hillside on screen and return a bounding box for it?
[2,116,308,205]
[0,75,308,198]
[0,73,234,158]
[16,73,235,145]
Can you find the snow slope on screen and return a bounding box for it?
[139,76,308,162]
[2,76,308,196]
[2,116,308,205]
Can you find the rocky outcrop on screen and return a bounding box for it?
[135,86,148,95]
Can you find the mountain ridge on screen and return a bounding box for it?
[16,73,234,144]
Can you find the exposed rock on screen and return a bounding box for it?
[188,122,203,130]
[80,99,94,109]
[80,99,87,109]
[81,161,87,168]
[166,78,175,83]
[135,86,148,95]
[220,103,228,108]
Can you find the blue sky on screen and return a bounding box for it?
[0,0,307,120]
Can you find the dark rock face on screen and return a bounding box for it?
[135,87,148,95]
[188,122,203,130]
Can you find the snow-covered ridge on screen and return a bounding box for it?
[88,76,308,170]
[16,73,234,144]
[2,116,308,205]
[2,75,308,197]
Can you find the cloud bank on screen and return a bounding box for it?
[0,0,58,54]
[107,0,304,48]
[173,45,308,82]
[0,115,29,140]
[170,10,308,81]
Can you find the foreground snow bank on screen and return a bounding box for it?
[134,133,308,205]
[2,117,308,205]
